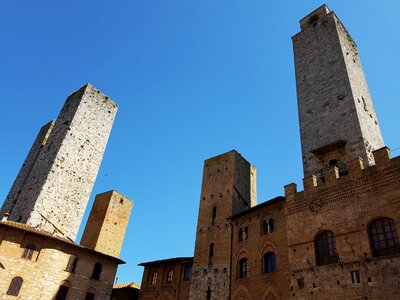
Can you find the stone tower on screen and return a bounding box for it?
[189,150,256,300]
[292,4,384,178]
[1,84,118,241]
[80,190,133,257]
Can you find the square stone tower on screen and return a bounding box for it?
[292,5,384,178]
[1,84,118,241]
[80,190,133,258]
[189,150,256,300]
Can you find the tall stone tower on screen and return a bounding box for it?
[189,150,256,300]
[1,84,118,241]
[292,5,384,178]
[80,190,133,258]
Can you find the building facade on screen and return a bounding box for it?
[139,5,400,300]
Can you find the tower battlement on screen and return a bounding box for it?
[284,148,399,210]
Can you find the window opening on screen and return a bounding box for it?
[21,243,36,260]
[55,285,69,300]
[167,270,173,283]
[315,231,339,265]
[65,255,78,273]
[91,263,102,280]
[351,271,361,283]
[7,277,23,296]
[264,252,277,273]
[368,217,400,257]
[239,258,248,278]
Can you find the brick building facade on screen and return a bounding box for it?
[139,5,400,300]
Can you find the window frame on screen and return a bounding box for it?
[314,230,339,266]
[166,269,174,283]
[263,252,277,273]
[21,243,36,260]
[368,217,400,257]
[238,258,248,279]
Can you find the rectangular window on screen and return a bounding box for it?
[55,285,69,300]
[351,270,361,283]
[297,278,305,289]
[65,255,78,273]
[184,266,191,281]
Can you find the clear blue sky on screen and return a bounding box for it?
[1,1,399,285]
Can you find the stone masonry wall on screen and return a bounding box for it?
[1,84,118,241]
[189,150,256,300]
[139,261,192,300]
[285,148,400,299]
[292,5,384,178]
[0,224,119,300]
[1,120,55,216]
[230,200,290,300]
[80,190,133,258]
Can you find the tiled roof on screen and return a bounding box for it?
[138,256,193,267]
[113,282,140,289]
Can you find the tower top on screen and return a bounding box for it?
[299,4,331,31]
[293,5,384,178]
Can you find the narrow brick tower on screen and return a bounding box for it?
[81,190,133,258]
[1,84,118,240]
[189,150,256,300]
[292,5,384,178]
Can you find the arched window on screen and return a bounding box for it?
[167,270,173,283]
[239,226,248,242]
[314,231,338,265]
[91,263,102,280]
[65,255,78,273]
[84,288,96,300]
[21,243,36,260]
[262,218,274,234]
[369,217,400,257]
[151,272,158,285]
[238,258,248,278]
[209,243,214,264]
[263,252,276,273]
[7,277,23,296]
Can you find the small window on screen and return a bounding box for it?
[368,217,400,257]
[151,272,158,285]
[206,287,211,300]
[264,252,276,273]
[167,270,173,283]
[55,285,69,300]
[209,243,214,265]
[85,289,96,300]
[315,231,338,266]
[184,266,191,281]
[65,255,78,273]
[7,277,23,296]
[212,206,217,225]
[238,258,248,278]
[21,243,36,260]
[91,263,102,280]
[239,226,248,242]
[297,278,305,289]
[351,271,361,283]
[262,218,274,234]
